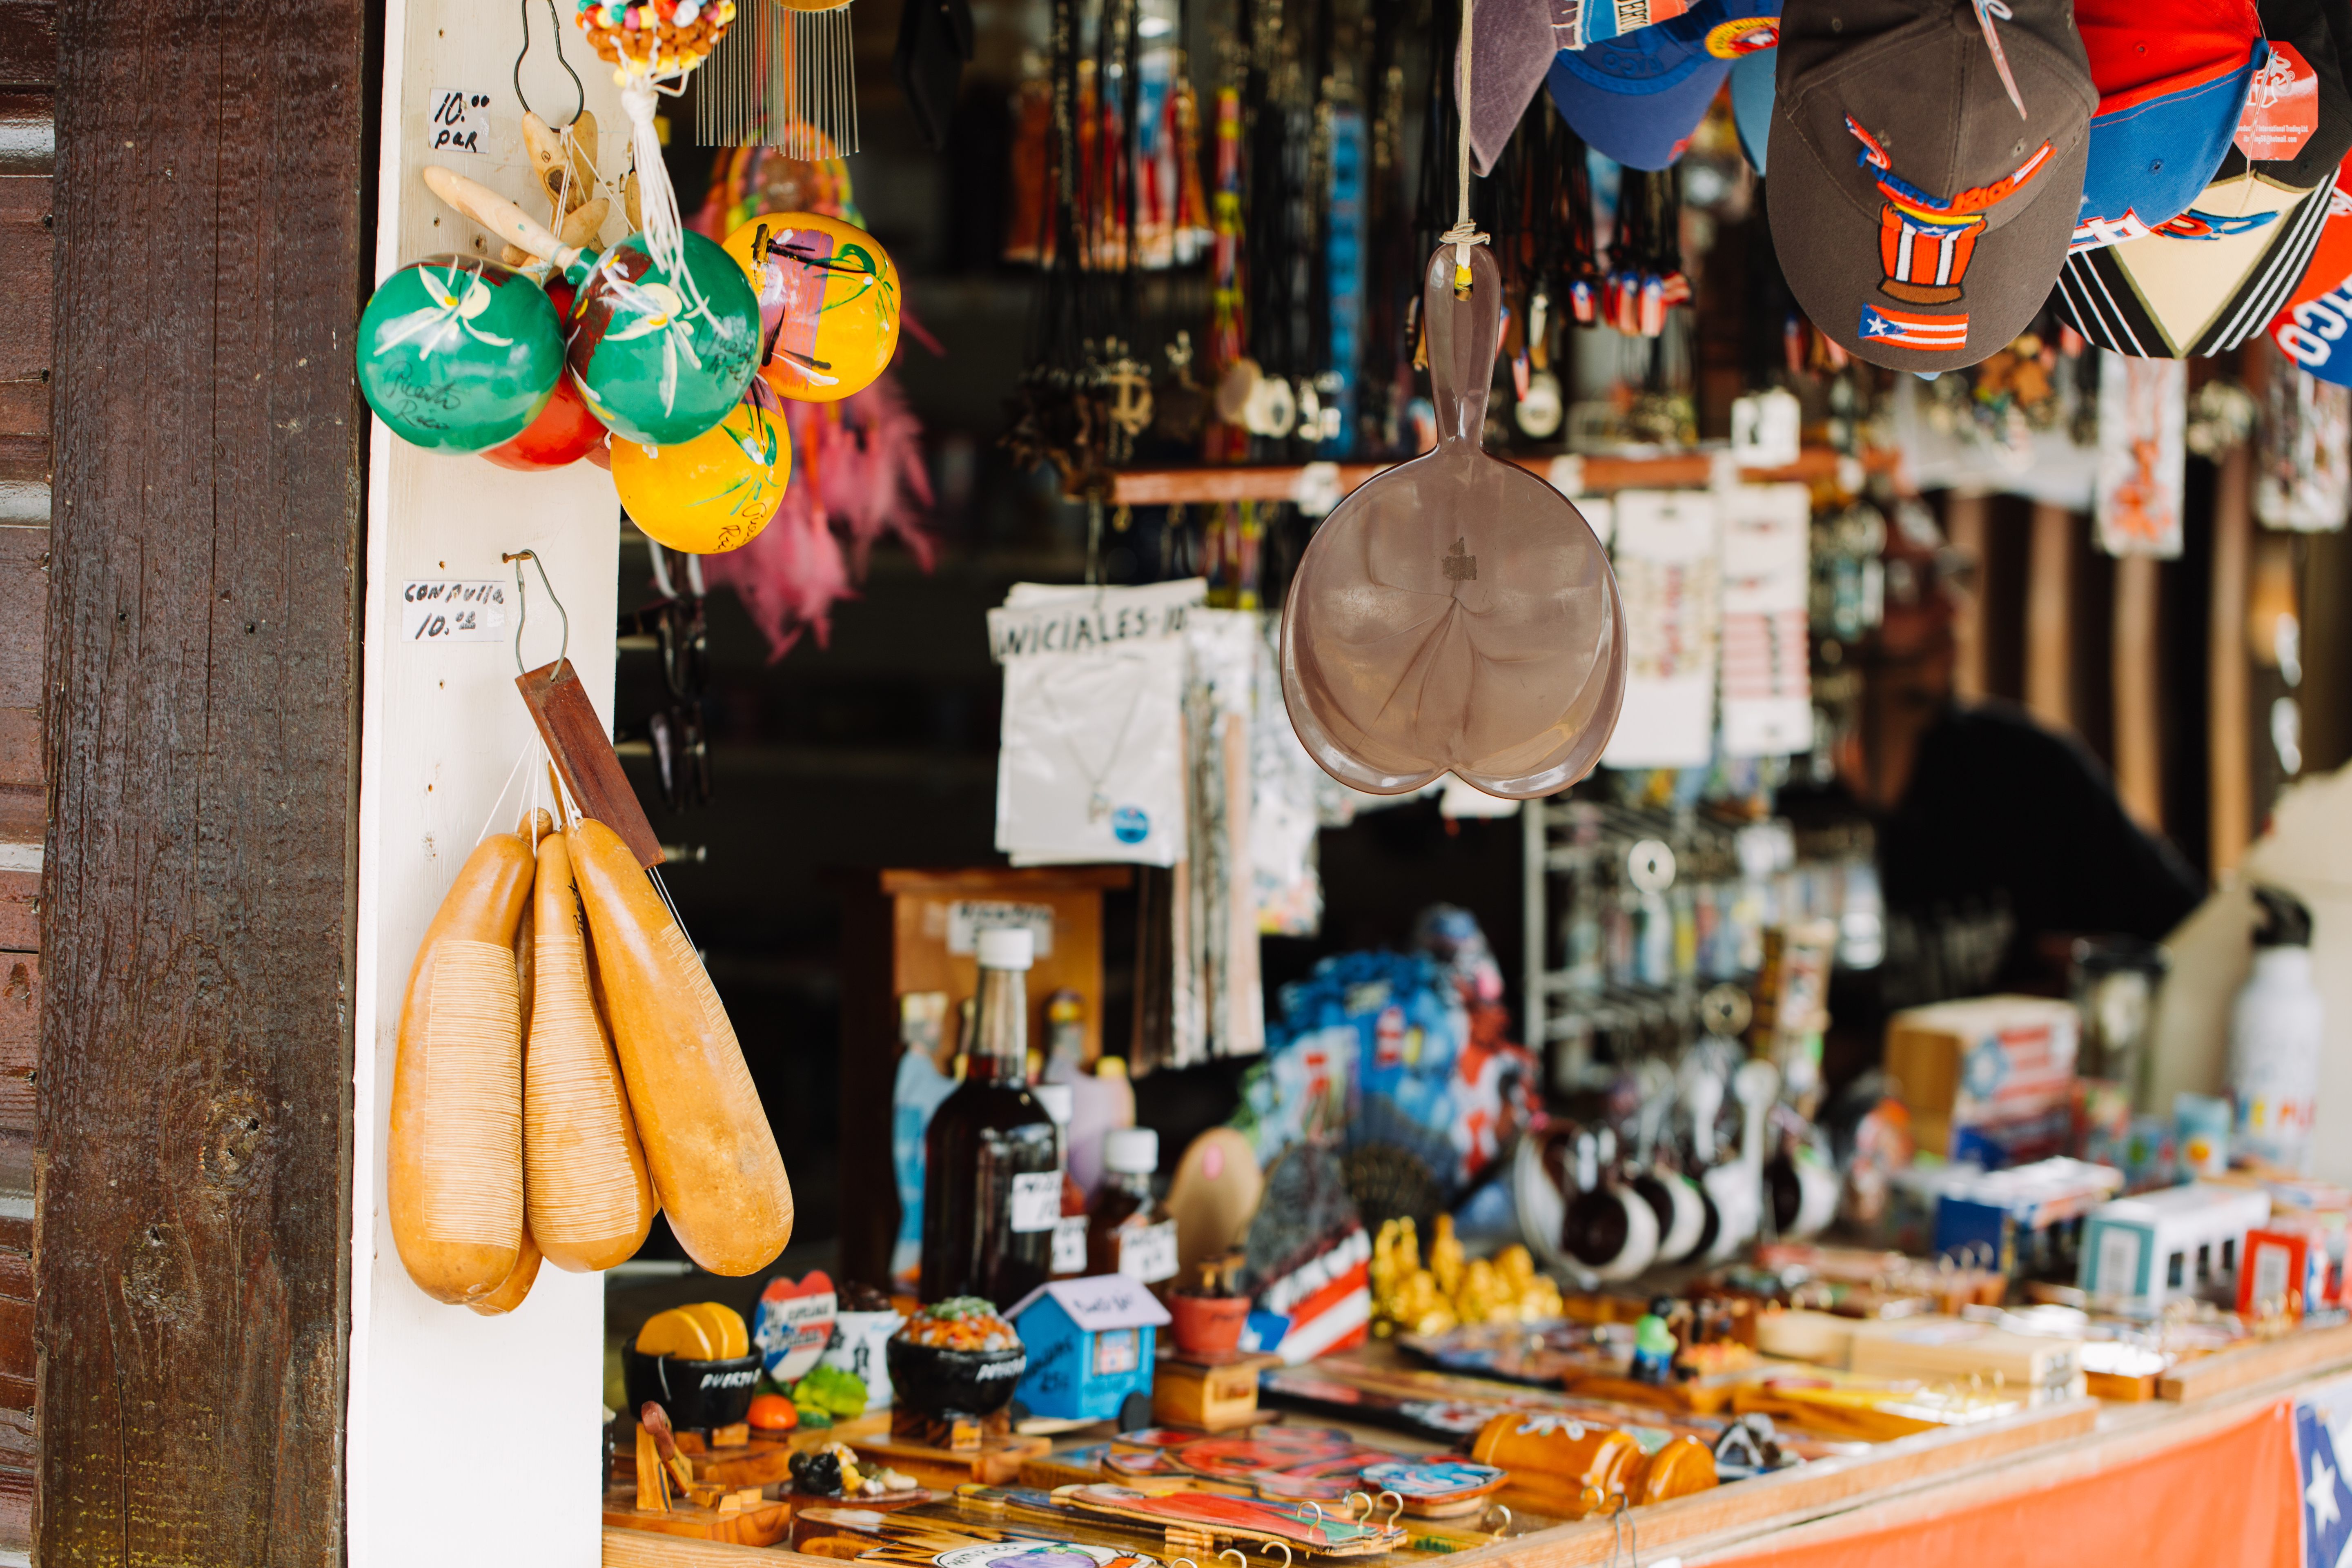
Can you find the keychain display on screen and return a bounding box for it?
[723,209,902,402]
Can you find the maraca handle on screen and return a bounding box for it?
[422,166,590,283]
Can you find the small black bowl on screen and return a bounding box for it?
[885,1335,1027,1419]
[622,1346,763,1432]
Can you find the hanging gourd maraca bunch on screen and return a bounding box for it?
[356,257,567,452]
[721,209,901,404]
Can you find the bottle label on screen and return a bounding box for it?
[1009,1171,1063,1234]
[1119,1218,1179,1283]
[1052,1214,1089,1274]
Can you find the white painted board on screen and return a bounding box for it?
[351,7,628,1566]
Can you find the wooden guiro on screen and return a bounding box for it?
[568,817,792,1274]
[388,830,535,1304]
[525,827,657,1271]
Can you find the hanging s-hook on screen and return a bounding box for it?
[502,549,571,675]
[514,0,586,126]
[1217,1551,1247,1568]
[1483,1503,1511,1539]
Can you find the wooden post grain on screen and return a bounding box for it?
[2209,441,2254,876]
[44,2,367,1562]
[2026,503,2074,732]
[2112,554,2163,830]
[1942,492,1989,702]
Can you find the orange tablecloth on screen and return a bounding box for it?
[1712,1401,2303,1568]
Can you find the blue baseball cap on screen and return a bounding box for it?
[1730,47,1775,173]
[1546,0,1783,172]
[2070,0,2264,251]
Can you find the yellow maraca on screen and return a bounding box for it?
[610,392,791,554]
[722,211,901,403]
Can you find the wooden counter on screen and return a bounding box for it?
[602,1323,2352,1568]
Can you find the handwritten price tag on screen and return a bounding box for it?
[430,88,492,156]
[401,580,509,644]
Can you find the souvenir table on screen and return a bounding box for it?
[598,1321,2352,1568]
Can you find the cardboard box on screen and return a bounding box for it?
[1884,996,2081,1166]
[1846,1316,2086,1403]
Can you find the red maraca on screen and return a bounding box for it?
[481,281,609,471]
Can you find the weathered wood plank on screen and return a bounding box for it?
[0,6,50,90]
[42,0,365,1562]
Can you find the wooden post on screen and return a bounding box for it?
[2209,442,2255,876]
[2026,503,2075,731]
[2112,555,2163,830]
[45,0,368,1562]
[0,0,53,1547]
[1944,492,1989,702]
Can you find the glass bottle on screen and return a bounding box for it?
[1032,1083,1091,1281]
[919,928,1060,1306]
[1087,1127,1178,1292]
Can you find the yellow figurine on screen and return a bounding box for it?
[1370,1215,1564,1334]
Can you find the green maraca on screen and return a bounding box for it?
[422,166,760,447]
[356,254,563,452]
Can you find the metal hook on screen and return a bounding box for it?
[1343,1492,1373,1523]
[1578,1483,1606,1519]
[502,550,570,675]
[1483,1503,1512,1539]
[1218,1552,1247,1568]
[514,0,586,127]
[1378,1491,1405,1530]
[1261,1545,1292,1568]
[1304,1504,1324,1526]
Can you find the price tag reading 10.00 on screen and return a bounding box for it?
[402,580,510,644]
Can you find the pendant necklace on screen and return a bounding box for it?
[1037,674,1148,823]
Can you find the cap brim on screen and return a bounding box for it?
[1769,122,2089,370]
[1731,49,1775,173]
[1548,53,1733,170]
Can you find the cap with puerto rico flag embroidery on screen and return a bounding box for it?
[2071,0,2265,252]
[2051,0,2352,357]
[1766,0,2095,371]
[1544,0,1782,171]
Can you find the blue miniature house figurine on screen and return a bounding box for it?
[1005,1275,1171,1423]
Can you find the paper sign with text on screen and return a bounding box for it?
[401,580,509,643]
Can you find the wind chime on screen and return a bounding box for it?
[697,0,863,158]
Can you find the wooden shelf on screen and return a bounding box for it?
[1108,447,1899,507]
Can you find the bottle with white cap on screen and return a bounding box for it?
[920,925,1060,1305]
[1031,1083,1089,1279]
[1087,1125,1178,1290]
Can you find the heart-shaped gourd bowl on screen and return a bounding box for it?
[1280,244,1625,798]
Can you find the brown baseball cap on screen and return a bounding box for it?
[1767,0,2096,370]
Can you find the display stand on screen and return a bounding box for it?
[595,1334,2352,1568]
[1106,448,1899,507]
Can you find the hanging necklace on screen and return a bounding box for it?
[1036,670,1148,822]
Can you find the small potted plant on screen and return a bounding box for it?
[1169,1255,1250,1358]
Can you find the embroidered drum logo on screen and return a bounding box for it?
[1845,115,2054,351]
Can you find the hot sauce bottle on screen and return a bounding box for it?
[919,928,1058,1306]
[1087,1127,1178,1293]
